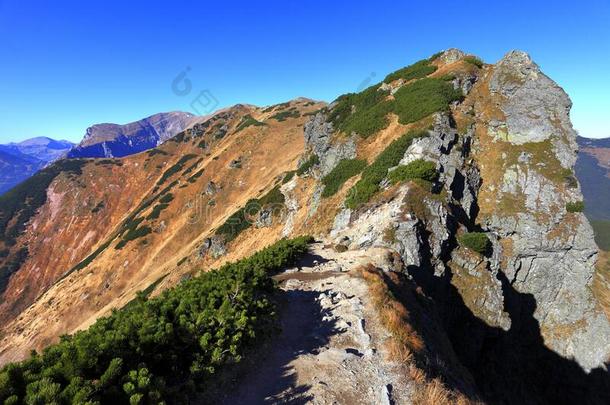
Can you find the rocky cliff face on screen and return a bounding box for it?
[0,51,608,403]
[472,51,609,371]
[67,111,195,158]
[298,49,610,401]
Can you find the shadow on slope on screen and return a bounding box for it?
[408,258,610,404]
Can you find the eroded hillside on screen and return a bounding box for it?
[1,49,609,403]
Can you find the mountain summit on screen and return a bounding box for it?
[0,50,609,404]
[67,111,196,158]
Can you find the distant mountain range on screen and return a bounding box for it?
[575,136,610,249]
[0,137,74,194]
[66,111,195,158]
[0,112,196,195]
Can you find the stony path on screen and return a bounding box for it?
[218,243,411,404]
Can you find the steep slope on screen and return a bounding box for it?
[66,111,195,158]
[0,50,609,403]
[0,137,75,195]
[576,136,610,249]
[0,99,323,363]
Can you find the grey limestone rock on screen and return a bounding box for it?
[304,112,357,176]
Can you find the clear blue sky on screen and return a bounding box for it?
[0,0,608,143]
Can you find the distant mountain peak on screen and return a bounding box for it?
[69,111,196,158]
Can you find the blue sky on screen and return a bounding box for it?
[0,0,608,143]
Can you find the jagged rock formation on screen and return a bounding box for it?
[0,51,609,403]
[67,111,195,158]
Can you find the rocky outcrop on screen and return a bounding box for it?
[477,51,610,371]
[198,236,227,259]
[304,112,357,176]
[312,49,610,399]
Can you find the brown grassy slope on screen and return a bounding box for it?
[0,99,324,365]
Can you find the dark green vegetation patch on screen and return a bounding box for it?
[236,114,266,132]
[458,232,491,254]
[0,237,312,404]
[156,154,198,186]
[328,58,461,138]
[463,56,484,68]
[392,78,463,125]
[215,186,285,242]
[345,130,429,208]
[181,158,204,177]
[282,171,296,184]
[321,159,367,198]
[146,148,169,157]
[95,159,123,167]
[327,84,391,138]
[296,154,319,176]
[384,59,438,83]
[270,108,300,122]
[388,159,438,184]
[566,201,585,213]
[187,169,205,184]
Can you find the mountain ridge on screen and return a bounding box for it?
[0,49,609,403]
[67,111,196,159]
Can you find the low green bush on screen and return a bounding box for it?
[321,159,367,197]
[187,169,205,183]
[96,159,123,166]
[327,84,391,138]
[463,56,484,68]
[236,114,266,132]
[384,59,437,83]
[345,130,428,208]
[566,201,585,213]
[328,66,461,138]
[388,160,438,184]
[0,236,312,404]
[392,78,463,125]
[156,154,198,186]
[181,159,204,177]
[158,193,174,204]
[147,148,169,157]
[270,108,300,121]
[215,186,285,242]
[146,203,170,220]
[115,225,152,250]
[282,171,296,184]
[91,201,105,213]
[458,232,490,254]
[296,155,319,175]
